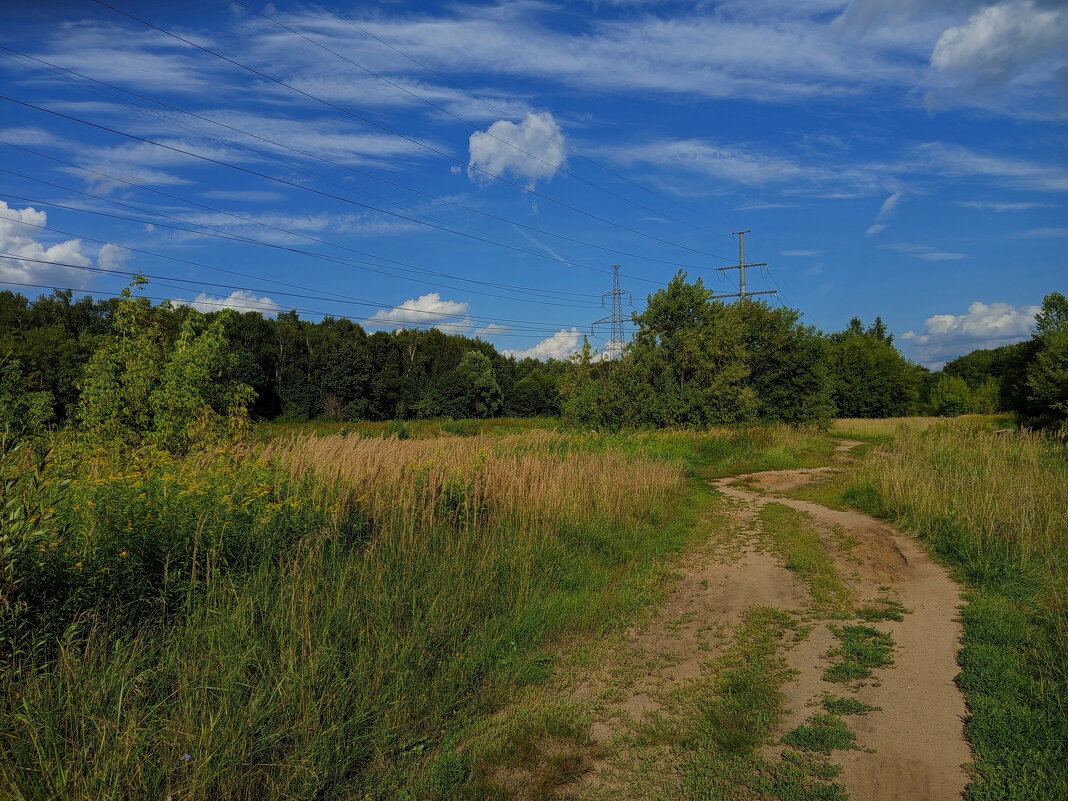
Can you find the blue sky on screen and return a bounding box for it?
[0,0,1064,367]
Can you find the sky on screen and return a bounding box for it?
[0,0,1065,368]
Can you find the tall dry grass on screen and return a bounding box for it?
[262,430,680,544]
[852,423,1066,572]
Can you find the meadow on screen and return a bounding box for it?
[0,423,831,800]
[1,416,1063,800]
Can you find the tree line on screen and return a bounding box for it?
[1,280,1064,432]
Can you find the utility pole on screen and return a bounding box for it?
[593,264,631,360]
[715,230,777,300]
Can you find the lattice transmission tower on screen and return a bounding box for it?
[592,264,631,361]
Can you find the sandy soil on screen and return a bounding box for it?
[567,440,971,801]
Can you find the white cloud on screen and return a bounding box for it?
[365,292,469,328]
[881,241,970,260]
[503,327,583,361]
[1022,227,1068,237]
[0,200,93,286]
[901,299,1040,363]
[865,191,903,236]
[434,317,474,335]
[474,323,511,338]
[956,200,1054,211]
[98,244,131,270]
[913,142,1068,192]
[926,0,1068,110]
[173,290,281,316]
[468,111,566,188]
[781,249,822,256]
[202,190,287,202]
[917,251,969,261]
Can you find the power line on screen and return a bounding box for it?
[0,45,720,272]
[88,0,735,262]
[0,254,591,334]
[0,142,667,288]
[2,96,693,281]
[0,211,602,312]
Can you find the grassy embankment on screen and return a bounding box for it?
[814,417,1067,800]
[0,422,832,800]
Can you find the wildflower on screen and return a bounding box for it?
[74,561,83,569]
[182,753,191,762]
[119,551,128,558]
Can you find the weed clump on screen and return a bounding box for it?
[823,624,895,683]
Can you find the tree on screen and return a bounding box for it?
[0,356,53,438]
[77,280,254,453]
[826,317,919,417]
[728,300,834,426]
[433,350,504,419]
[148,310,255,453]
[1025,291,1068,425]
[928,375,973,417]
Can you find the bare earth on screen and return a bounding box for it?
[564,440,972,801]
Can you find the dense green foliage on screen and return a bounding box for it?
[561,274,898,429]
[939,292,1068,428]
[0,287,565,424]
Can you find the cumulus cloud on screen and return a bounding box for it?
[926,0,1068,107]
[468,111,566,188]
[0,200,93,286]
[365,292,469,329]
[173,290,281,316]
[865,191,903,236]
[900,300,1040,364]
[503,328,583,361]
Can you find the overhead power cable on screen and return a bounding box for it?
[0,211,601,311]
[0,45,713,272]
[1,96,689,280]
[89,0,734,262]
[0,141,665,289]
[0,254,590,333]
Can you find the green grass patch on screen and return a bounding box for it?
[856,599,909,622]
[758,503,852,617]
[782,713,858,754]
[823,624,895,684]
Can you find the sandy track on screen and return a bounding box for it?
[568,440,971,801]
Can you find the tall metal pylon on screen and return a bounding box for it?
[593,264,631,360]
[714,230,777,300]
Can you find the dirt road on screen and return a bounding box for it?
[566,440,972,801]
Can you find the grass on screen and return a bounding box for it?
[757,502,853,617]
[837,419,1067,799]
[782,713,858,754]
[822,624,895,684]
[0,422,836,800]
